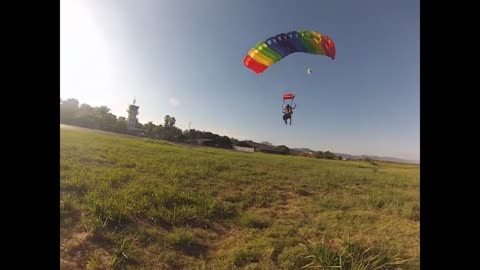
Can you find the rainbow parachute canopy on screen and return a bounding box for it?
[243,30,336,74]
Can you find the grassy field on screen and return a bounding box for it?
[60,127,420,269]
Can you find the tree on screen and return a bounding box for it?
[202,131,218,139]
[60,98,79,123]
[96,106,110,115]
[183,129,198,140]
[62,98,79,108]
[162,126,182,141]
[144,121,157,138]
[164,115,176,128]
[95,106,111,130]
[155,124,164,138]
[276,145,290,154]
[172,127,185,141]
[215,136,233,148]
[261,141,273,146]
[115,117,127,133]
[220,136,232,145]
[103,113,117,131]
[313,151,324,159]
[76,103,97,128]
[324,151,337,160]
[164,115,170,127]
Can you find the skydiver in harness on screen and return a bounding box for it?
[282,93,296,125]
[283,103,296,125]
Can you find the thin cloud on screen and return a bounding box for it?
[169,97,180,107]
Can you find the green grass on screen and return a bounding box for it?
[60,127,420,269]
[301,238,409,269]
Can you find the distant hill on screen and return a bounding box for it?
[333,153,419,164]
[252,145,419,164]
[291,147,419,164]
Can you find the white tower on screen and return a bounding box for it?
[127,97,139,131]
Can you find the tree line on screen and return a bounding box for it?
[60,98,239,144]
[60,98,341,160]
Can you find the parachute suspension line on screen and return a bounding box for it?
[282,93,295,107]
[283,97,295,108]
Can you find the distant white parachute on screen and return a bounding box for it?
[307,68,312,75]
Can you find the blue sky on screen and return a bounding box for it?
[61,0,419,161]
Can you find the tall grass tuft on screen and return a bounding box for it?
[301,238,409,269]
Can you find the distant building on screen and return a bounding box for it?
[234,141,288,155]
[233,145,255,153]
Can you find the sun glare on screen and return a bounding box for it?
[61,0,113,103]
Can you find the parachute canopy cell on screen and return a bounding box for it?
[283,93,295,100]
[244,30,336,74]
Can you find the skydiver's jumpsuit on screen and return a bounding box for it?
[283,105,294,124]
